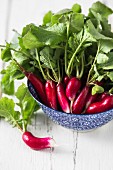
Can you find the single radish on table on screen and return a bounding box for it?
[86,95,113,114]
[45,80,58,110]
[57,82,70,113]
[22,131,56,150]
[72,86,90,114]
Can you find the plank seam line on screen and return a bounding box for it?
[73,131,79,170]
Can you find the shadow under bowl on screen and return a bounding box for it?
[28,81,113,131]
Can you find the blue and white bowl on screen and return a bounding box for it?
[28,81,113,131]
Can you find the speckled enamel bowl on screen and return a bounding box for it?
[28,81,113,131]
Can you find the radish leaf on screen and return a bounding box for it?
[0,97,22,129]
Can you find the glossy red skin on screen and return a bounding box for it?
[22,132,54,150]
[86,95,113,114]
[64,76,70,85]
[57,82,70,113]
[66,77,81,101]
[72,86,89,114]
[25,72,48,106]
[98,92,109,101]
[85,93,98,109]
[45,80,57,110]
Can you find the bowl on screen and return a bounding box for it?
[28,81,113,131]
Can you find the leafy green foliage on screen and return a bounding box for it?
[70,13,84,33]
[40,47,56,69]
[43,11,52,25]
[1,61,24,95]
[0,97,22,129]
[15,83,40,130]
[0,83,40,131]
[72,3,81,13]
[1,47,12,62]
[89,1,113,18]
[22,24,66,49]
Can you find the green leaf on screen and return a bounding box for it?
[51,14,61,25]
[109,87,113,94]
[15,83,40,128]
[97,53,108,64]
[1,47,12,62]
[92,84,104,95]
[0,97,22,129]
[101,52,113,70]
[22,25,65,49]
[72,3,81,13]
[107,72,113,81]
[46,23,66,35]
[1,74,14,95]
[13,51,29,64]
[55,8,72,15]
[40,47,56,69]
[15,83,27,101]
[90,1,113,18]
[70,13,84,33]
[23,31,44,49]
[86,20,111,40]
[99,39,113,53]
[22,23,34,37]
[1,61,24,95]
[43,11,52,25]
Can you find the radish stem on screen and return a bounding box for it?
[87,45,100,83]
[65,19,70,73]
[67,40,83,76]
[35,49,47,81]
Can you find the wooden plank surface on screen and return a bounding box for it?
[0,0,113,170]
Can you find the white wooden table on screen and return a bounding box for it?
[0,0,113,170]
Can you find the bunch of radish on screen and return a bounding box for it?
[15,59,113,115]
[28,73,113,115]
[1,1,113,150]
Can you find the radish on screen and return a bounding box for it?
[98,92,109,101]
[14,60,48,106]
[64,76,70,85]
[72,86,89,114]
[22,131,55,150]
[85,93,98,109]
[45,80,58,110]
[66,77,81,101]
[57,82,70,113]
[86,95,113,114]
[25,72,48,106]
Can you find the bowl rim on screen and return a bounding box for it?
[27,80,113,117]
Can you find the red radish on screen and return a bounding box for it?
[57,82,70,113]
[72,86,89,114]
[45,80,57,110]
[66,77,81,101]
[14,60,48,106]
[25,72,48,106]
[85,93,98,109]
[98,92,109,101]
[64,76,70,85]
[86,95,113,114]
[66,77,81,113]
[22,131,55,150]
